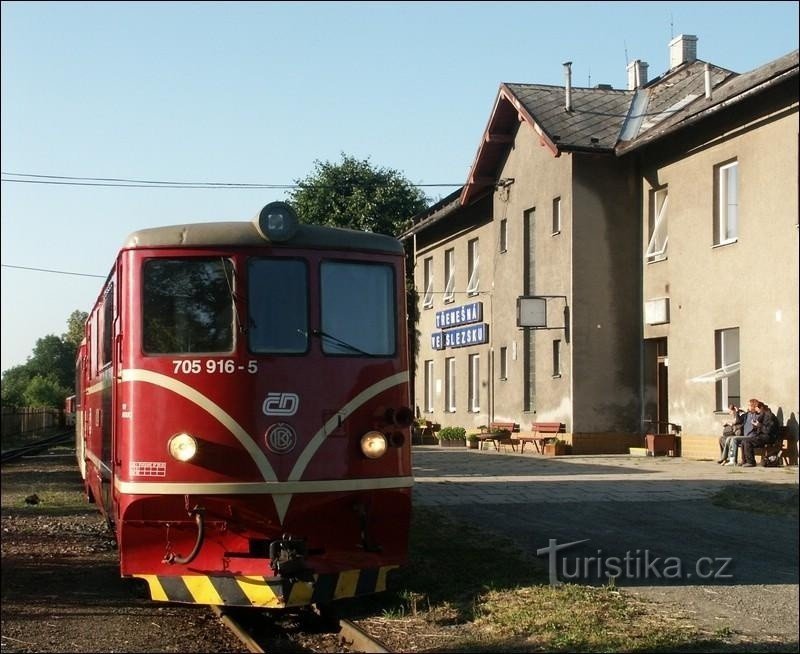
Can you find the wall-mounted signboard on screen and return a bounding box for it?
[431,323,489,350]
[435,301,483,329]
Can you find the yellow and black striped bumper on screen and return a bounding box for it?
[134,565,398,608]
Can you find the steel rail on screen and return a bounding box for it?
[1,430,74,464]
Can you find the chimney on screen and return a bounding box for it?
[626,59,649,90]
[563,61,573,112]
[704,62,712,100]
[669,34,697,69]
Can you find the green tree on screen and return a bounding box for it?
[287,153,429,236]
[63,310,88,349]
[22,374,69,408]
[27,335,75,390]
[1,365,30,407]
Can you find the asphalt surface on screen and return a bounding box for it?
[411,446,799,643]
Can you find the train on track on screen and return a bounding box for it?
[74,202,412,608]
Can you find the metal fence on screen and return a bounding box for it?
[1,406,62,439]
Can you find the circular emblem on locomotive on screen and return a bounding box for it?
[264,423,297,454]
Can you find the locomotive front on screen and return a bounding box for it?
[106,203,413,608]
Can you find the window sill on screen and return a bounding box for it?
[712,238,738,249]
[551,230,561,237]
[646,256,667,264]
[551,374,562,379]
[443,297,455,304]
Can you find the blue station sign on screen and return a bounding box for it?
[431,323,489,350]
[435,301,483,329]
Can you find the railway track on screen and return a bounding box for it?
[0,429,74,463]
[211,604,391,653]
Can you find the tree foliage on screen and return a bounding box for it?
[287,153,429,236]
[1,311,86,409]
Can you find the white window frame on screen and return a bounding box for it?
[499,346,508,380]
[424,360,434,412]
[715,327,740,411]
[469,354,480,412]
[445,357,456,412]
[466,238,480,295]
[422,256,433,308]
[552,197,561,234]
[646,187,669,262]
[715,161,738,245]
[499,219,508,253]
[443,248,455,303]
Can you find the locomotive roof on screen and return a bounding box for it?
[122,221,404,255]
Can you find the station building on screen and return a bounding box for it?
[400,36,799,458]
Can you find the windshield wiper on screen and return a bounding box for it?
[310,329,372,356]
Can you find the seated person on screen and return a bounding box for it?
[741,402,780,467]
[718,403,744,463]
[723,398,759,466]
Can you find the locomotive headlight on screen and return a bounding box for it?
[360,431,388,459]
[168,433,198,462]
[255,201,299,242]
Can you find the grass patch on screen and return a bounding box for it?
[342,507,725,652]
[711,484,799,517]
[0,462,88,515]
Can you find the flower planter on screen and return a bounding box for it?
[439,439,466,448]
[646,433,676,457]
[544,441,568,456]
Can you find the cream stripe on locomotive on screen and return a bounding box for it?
[133,565,398,607]
[120,369,278,482]
[289,370,409,481]
[115,475,413,495]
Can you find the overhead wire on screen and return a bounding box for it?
[0,172,462,189]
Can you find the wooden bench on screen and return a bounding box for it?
[512,422,566,454]
[477,422,520,452]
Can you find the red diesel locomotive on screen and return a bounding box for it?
[75,202,413,608]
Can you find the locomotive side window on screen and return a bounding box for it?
[320,261,395,356]
[248,258,309,354]
[101,283,114,367]
[142,258,234,354]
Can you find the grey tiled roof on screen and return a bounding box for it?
[505,83,633,151]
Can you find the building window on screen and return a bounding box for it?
[424,360,433,412]
[499,346,508,380]
[715,328,740,410]
[443,248,455,303]
[499,219,508,253]
[469,354,480,412]
[552,339,561,377]
[646,186,668,262]
[422,256,433,308]
[445,357,456,412]
[714,161,738,245]
[466,238,480,295]
[552,197,561,234]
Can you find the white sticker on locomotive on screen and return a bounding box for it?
[264,423,297,454]
[130,461,167,477]
[262,392,299,416]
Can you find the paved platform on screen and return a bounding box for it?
[410,446,799,641]
[412,446,799,506]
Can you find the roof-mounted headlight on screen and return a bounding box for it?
[360,431,388,459]
[168,433,198,462]
[255,201,299,242]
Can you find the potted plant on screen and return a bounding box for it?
[544,438,569,456]
[467,434,480,449]
[437,426,467,448]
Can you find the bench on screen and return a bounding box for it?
[477,422,520,452]
[512,422,566,454]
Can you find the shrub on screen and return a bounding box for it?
[438,426,466,441]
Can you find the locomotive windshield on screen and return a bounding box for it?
[248,258,309,354]
[320,261,395,356]
[142,258,234,354]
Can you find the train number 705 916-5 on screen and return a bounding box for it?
[172,359,258,375]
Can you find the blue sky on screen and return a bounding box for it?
[2,1,798,373]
